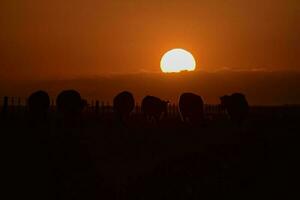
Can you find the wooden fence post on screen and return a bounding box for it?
[2,96,9,118]
[91,100,94,110]
[101,101,105,114]
[17,97,21,113]
[17,97,21,106]
[11,97,14,106]
[106,102,110,113]
[171,104,175,116]
[135,103,139,114]
[10,97,15,113]
[95,100,100,114]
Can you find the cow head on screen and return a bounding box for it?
[28,90,50,118]
[220,95,230,107]
[57,90,83,117]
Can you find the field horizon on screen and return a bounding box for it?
[1,69,300,105]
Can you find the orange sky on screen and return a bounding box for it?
[0,0,299,80]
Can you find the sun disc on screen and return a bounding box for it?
[160,49,196,73]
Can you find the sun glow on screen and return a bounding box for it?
[160,49,196,73]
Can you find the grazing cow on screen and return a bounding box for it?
[56,90,83,117]
[113,91,135,121]
[142,96,169,122]
[220,93,249,125]
[28,90,50,119]
[179,93,204,123]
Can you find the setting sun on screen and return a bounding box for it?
[160,49,196,73]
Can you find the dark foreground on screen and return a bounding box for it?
[2,108,299,199]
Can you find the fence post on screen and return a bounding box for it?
[50,99,54,112]
[17,97,21,113]
[95,100,100,114]
[135,103,139,114]
[2,96,9,118]
[101,101,105,114]
[167,104,171,116]
[91,100,94,111]
[106,102,111,113]
[10,96,15,113]
[17,97,21,106]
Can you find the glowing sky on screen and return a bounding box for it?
[0,0,299,79]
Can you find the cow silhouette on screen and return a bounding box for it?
[142,95,169,123]
[220,93,249,125]
[56,90,83,117]
[28,90,50,119]
[179,93,204,123]
[113,91,135,122]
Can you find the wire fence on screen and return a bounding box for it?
[1,96,300,117]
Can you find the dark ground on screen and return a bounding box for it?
[2,108,299,199]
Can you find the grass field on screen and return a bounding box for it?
[2,106,299,199]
